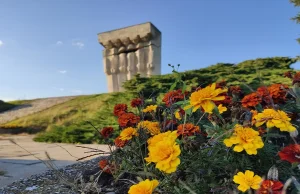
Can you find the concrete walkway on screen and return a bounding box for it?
[0,135,110,188]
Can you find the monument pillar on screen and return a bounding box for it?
[98,22,162,92]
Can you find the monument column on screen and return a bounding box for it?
[98,22,162,92]
[118,47,127,92]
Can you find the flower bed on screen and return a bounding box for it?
[94,71,300,193]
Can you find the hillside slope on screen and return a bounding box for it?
[0,56,298,143]
[124,57,298,96]
[0,96,75,124]
[0,92,135,143]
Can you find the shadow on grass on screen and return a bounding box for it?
[0,126,43,135]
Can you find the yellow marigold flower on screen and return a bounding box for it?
[142,105,157,113]
[145,131,180,173]
[217,104,227,114]
[138,121,160,135]
[254,109,296,132]
[147,131,178,146]
[175,111,181,120]
[128,179,159,194]
[184,83,227,114]
[233,170,262,192]
[119,127,138,141]
[224,124,264,155]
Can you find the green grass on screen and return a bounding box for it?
[0,101,16,113]
[1,92,135,143]
[0,99,34,113]
[1,56,298,143]
[9,99,34,105]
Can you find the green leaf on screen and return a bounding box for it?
[182,82,187,93]
[170,82,177,91]
[173,101,188,106]
[136,171,157,178]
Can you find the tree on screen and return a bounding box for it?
[290,0,300,43]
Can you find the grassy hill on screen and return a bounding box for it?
[0,56,299,143]
[124,57,299,97]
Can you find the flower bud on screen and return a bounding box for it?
[267,166,279,181]
[290,130,299,138]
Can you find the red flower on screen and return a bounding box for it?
[114,136,128,148]
[241,93,262,108]
[258,127,266,136]
[258,180,283,194]
[293,72,300,85]
[118,112,140,127]
[216,80,227,89]
[214,95,232,106]
[284,71,293,79]
[164,119,178,130]
[257,86,272,104]
[99,159,116,174]
[100,127,114,138]
[162,89,187,107]
[278,144,300,163]
[113,104,128,117]
[229,86,242,95]
[177,123,200,136]
[130,98,143,108]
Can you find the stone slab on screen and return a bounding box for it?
[0,135,111,188]
[98,22,161,47]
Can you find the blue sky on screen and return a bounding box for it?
[0,0,299,101]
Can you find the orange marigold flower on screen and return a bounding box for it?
[258,180,283,194]
[162,89,187,107]
[131,98,143,108]
[241,93,262,108]
[177,123,200,136]
[99,159,115,174]
[278,144,300,163]
[267,84,288,103]
[100,127,114,138]
[119,127,138,140]
[185,83,228,113]
[118,112,140,127]
[114,136,128,148]
[257,86,272,104]
[138,121,160,135]
[128,179,159,194]
[113,104,127,117]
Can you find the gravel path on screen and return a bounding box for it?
[0,156,109,194]
[0,96,76,124]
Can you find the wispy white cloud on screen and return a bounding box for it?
[58,70,67,74]
[53,87,65,92]
[71,89,83,94]
[0,40,3,47]
[72,40,84,49]
[56,41,63,46]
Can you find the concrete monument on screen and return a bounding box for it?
[98,22,161,92]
